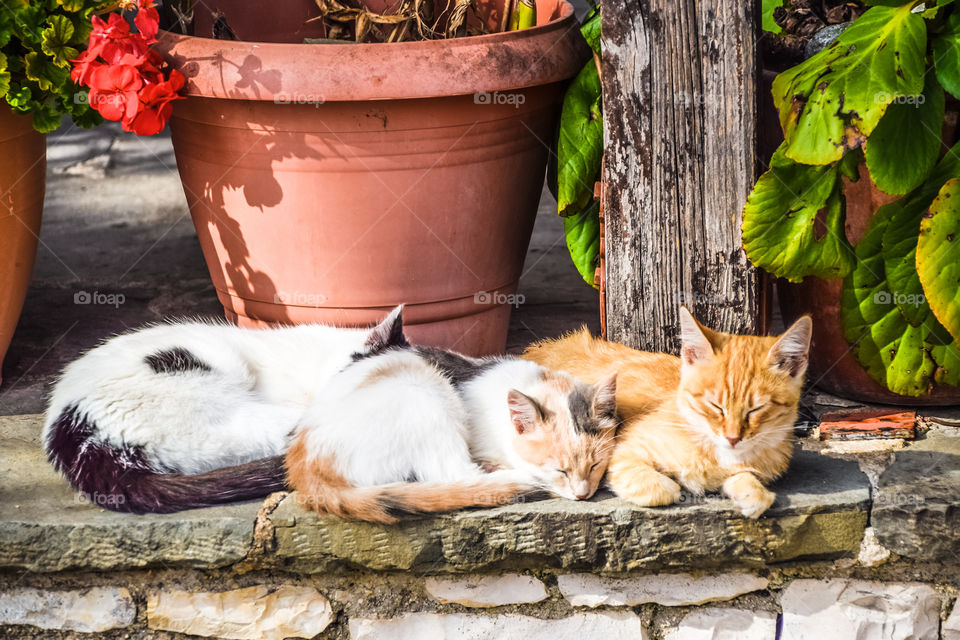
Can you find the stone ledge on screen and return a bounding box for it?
[0,415,872,575]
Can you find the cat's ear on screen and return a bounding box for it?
[508,389,542,435]
[679,306,716,366]
[767,316,812,378]
[592,372,618,418]
[365,305,409,350]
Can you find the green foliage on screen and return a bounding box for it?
[917,178,960,344]
[762,0,784,34]
[0,0,108,132]
[743,1,960,395]
[555,8,602,288]
[742,144,855,282]
[771,4,926,165]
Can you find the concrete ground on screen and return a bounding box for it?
[0,122,600,416]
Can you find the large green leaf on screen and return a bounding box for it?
[881,142,960,324]
[742,144,855,282]
[580,8,600,55]
[557,59,602,217]
[842,205,939,395]
[865,72,945,195]
[564,199,601,287]
[933,9,960,99]
[762,0,784,34]
[917,177,960,342]
[772,4,926,165]
[41,15,78,68]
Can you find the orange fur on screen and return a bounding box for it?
[285,432,534,524]
[523,314,810,518]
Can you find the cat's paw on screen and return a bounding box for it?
[723,473,776,519]
[732,486,775,519]
[618,473,682,507]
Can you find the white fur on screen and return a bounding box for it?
[44,321,374,474]
[296,354,553,488]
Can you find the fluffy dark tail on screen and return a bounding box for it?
[286,435,538,524]
[45,406,287,514]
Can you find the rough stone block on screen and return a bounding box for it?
[146,585,333,640]
[557,572,768,607]
[664,608,777,640]
[872,428,960,561]
[0,586,135,632]
[944,599,960,640]
[780,579,939,640]
[424,575,547,607]
[0,414,257,573]
[271,449,869,573]
[349,612,649,639]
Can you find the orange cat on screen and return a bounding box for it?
[523,308,812,518]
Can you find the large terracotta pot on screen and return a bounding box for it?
[0,108,45,386]
[158,0,585,355]
[779,168,960,405]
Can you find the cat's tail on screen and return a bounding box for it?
[286,438,538,524]
[45,406,287,514]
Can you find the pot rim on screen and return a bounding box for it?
[155,0,587,102]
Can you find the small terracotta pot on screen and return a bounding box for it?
[779,168,960,405]
[0,107,45,387]
[158,0,585,355]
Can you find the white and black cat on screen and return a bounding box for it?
[286,317,619,523]
[43,312,406,513]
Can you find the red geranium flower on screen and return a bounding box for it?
[88,64,143,122]
[123,70,185,136]
[88,13,149,64]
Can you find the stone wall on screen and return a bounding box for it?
[0,565,957,639]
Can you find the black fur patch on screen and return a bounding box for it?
[415,347,499,387]
[568,391,598,433]
[145,347,212,375]
[378,495,431,520]
[46,405,286,514]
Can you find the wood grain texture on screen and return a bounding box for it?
[601,1,763,351]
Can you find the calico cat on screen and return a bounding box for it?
[286,311,619,523]
[523,307,812,518]
[43,310,411,514]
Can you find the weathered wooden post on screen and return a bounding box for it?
[601,1,764,351]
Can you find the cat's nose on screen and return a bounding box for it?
[726,436,741,447]
[575,490,590,500]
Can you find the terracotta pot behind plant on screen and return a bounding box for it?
[0,107,45,386]
[779,167,960,405]
[161,0,585,355]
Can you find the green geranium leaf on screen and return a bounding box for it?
[557,59,602,216]
[24,51,66,92]
[31,103,61,132]
[0,53,9,99]
[917,177,960,342]
[933,8,960,99]
[58,0,87,11]
[742,144,855,282]
[41,15,79,68]
[865,72,945,195]
[931,341,960,386]
[6,84,32,110]
[762,0,784,34]
[564,198,601,288]
[772,4,926,165]
[580,8,600,55]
